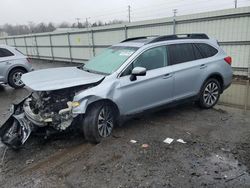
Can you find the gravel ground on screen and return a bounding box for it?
[0,60,250,188]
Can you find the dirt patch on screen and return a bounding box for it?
[0,104,249,187]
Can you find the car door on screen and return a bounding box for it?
[0,48,14,82]
[167,43,207,100]
[115,46,174,115]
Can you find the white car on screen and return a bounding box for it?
[0,45,33,88]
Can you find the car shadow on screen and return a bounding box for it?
[0,84,6,92]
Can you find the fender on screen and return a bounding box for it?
[72,95,109,116]
[202,72,224,91]
[72,79,120,115]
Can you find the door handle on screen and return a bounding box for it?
[200,64,207,69]
[163,73,172,79]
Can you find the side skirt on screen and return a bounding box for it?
[118,95,198,125]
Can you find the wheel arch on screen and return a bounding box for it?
[86,98,120,118]
[203,73,224,93]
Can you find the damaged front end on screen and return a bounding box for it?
[0,89,78,149]
[24,90,75,130]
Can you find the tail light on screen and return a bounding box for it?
[224,56,232,65]
[26,57,32,63]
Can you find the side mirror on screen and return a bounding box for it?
[130,67,146,81]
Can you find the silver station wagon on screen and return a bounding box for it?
[0,34,232,149]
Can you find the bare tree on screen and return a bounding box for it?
[0,19,125,36]
[58,22,71,28]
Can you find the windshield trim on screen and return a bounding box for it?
[82,46,139,75]
[77,66,109,75]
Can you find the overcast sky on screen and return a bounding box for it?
[1,0,250,25]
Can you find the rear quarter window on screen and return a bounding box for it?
[168,43,197,65]
[195,43,218,58]
[0,48,14,57]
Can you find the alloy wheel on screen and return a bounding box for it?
[13,72,24,86]
[203,82,219,106]
[97,106,114,137]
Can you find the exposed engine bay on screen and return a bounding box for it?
[24,89,75,130]
[0,86,88,149]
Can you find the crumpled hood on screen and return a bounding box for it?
[21,67,105,91]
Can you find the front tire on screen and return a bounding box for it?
[198,78,221,109]
[8,68,26,89]
[83,102,116,144]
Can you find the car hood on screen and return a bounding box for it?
[21,67,105,91]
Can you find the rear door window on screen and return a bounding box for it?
[195,43,218,58]
[0,48,14,57]
[168,43,196,65]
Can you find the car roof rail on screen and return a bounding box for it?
[121,35,159,43]
[147,33,209,44]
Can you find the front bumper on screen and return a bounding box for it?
[0,97,32,147]
[0,96,29,135]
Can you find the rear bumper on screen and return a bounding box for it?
[223,82,231,91]
[222,69,233,92]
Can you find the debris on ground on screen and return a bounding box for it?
[221,148,231,152]
[163,138,174,144]
[191,172,200,177]
[112,134,122,138]
[176,139,187,144]
[215,154,223,160]
[25,159,34,165]
[225,172,246,182]
[130,140,137,144]
[141,144,149,148]
[221,117,229,121]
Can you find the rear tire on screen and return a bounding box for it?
[83,102,116,144]
[8,68,26,89]
[198,78,221,109]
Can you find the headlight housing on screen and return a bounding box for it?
[71,101,80,108]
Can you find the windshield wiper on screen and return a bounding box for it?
[77,66,90,72]
[77,66,108,75]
